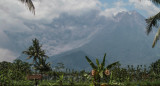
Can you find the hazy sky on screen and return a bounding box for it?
[0,0,159,62]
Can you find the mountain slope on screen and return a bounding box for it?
[18,11,160,70]
[50,51,95,70]
[49,11,160,70]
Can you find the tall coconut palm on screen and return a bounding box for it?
[22,38,48,66]
[146,0,160,47]
[19,0,35,14]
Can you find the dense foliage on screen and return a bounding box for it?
[0,57,160,85]
[1,39,160,86]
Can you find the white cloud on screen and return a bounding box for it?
[0,0,102,59]
[0,0,101,23]
[0,0,103,61]
[113,1,127,7]
[99,1,127,18]
[0,0,32,32]
[0,48,17,62]
[129,0,160,16]
[100,8,127,18]
[16,0,101,22]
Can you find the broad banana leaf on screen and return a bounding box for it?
[106,61,119,69]
[99,71,103,78]
[96,59,100,66]
[85,56,97,69]
[101,53,106,69]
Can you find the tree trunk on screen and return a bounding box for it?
[97,76,101,86]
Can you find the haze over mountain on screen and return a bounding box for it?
[3,10,99,57]
[15,10,160,70]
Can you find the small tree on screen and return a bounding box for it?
[23,38,49,73]
[85,53,119,86]
[56,74,64,86]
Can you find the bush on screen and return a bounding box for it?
[124,81,160,86]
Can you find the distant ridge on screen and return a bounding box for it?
[18,11,160,70]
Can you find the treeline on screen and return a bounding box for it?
[1,38,160,86]
[0,59,31,85]
[1,58,160,85]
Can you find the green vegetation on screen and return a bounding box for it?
[146,0,160,47]
[1,56,160,86]
[22,38,51,74]
[20,0,35,14]
[1,38,160,86]
[85,54,119,86]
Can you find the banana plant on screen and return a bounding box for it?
[56,74,64,86]
[68,77,74,86]
[85,54,107,86]
[85,53,119,86]
[106,61,120,70]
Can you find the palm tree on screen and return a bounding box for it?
[22,38,48,66]
[19,0,35,14]
[146,0,160,47]
[34,57,51,73]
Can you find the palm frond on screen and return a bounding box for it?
[152,28,160,48]
[85,56,97,69]
[19,0,35,14]
[44,55,49,58]
[151,0,160,6]
[26,56,32,59]
[146,12,160,35]
[22,51,28,54]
